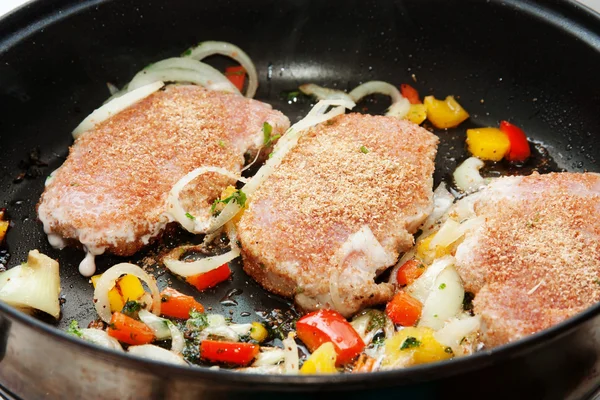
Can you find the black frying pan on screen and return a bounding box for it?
[1,0,600,399]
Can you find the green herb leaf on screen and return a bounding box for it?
[181,48,192,57]
[287,91,300,101]
[360,145,369,154]
[218,140,226,148]
[210,189,247,215]
[262,122,280,147]
[366,310,386,332]
[439,283,447,290]
[121,300,142,319]
[187,310,209,331]
[67,320,83,338]
[185,212,195,220]
[400,336,421,350]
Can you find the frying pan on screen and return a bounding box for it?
[1,0,600,398]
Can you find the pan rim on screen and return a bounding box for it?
[1,0,600,389]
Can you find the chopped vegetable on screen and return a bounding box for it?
[186,263,232,291]
[296,309,365,365]
[0,209,9,243]
[385,291,422,326]
[396,259,426,286]
[121,300,142,319]
[466,127,510,161]
[359,145,369,154]
[262,122,280,148]
[415,234,451,263]
[353,354,376,373]
[404,104,428,125]
[250,321,269,343]
[384,327,452,367]
[423,95,469,129]
[91,273,145,313]
[200,340,259,366]
[500,120,531,162]
[67,320,83,338]
[107,312,155,345]
[400,84,421,104]
[300,342,338,374]
[224,65,246,92]
[0,250,61,318]
[160,287,204,319]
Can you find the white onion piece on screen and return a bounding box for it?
[167,321,185,354]
[199,325,239,342]
[419,266,465,330]
[165,166,242,233]
[184,41,258,98]
[204,99,355,234]
[282,332,299,374]
[457,216,485,237]
[207,313,227,327]
[428,219,462,250]
[240,365,285,374]
[454,157,488,193]
[230,323,253,336]
[80,328,123,351]
[128,344,187,366]
[72,81,164,139]
[299,83,354,102]
[138,310,171,340]
[93,263,160,323]
[0,250,61,319]
[106,82,120,96]
[350,313,373,344]
[407,256,455,304]
[127,58,239,94]
[252,347,286,366]
[421,183,455,233]
[163,247,240,278]
[385,97,411,119]
[434,316,481,354]
[349,81,403,103]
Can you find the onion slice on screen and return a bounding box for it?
[93,263,160,323]
[299,83,354,102]
[454,157,488,193]
[80,328,123,351]
[165,166,242,233]
[72,81,164,139]
[282,332,299,374]
[163,245,240,278]
[128,344,187,365]
[127,58,239,94]
[184,41,258,98]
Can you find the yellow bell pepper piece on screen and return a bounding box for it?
[217,185,247,224]
[404,104,428,125]
[466,128,510,161]
[249,322,269,343]
[415,234,451,264]
[384,327,451,367]
[424,95,469,129]
[91,274,145,312]
[300,342,338,374]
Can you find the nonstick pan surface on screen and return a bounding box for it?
[1,0,600,399]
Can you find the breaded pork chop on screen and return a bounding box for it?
[453,172,600,347]
[237,113,439,317]
[38,85,289,258]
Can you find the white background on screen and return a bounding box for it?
[1,0,600,17]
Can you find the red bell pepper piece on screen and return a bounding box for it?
[224,66,246,92]
[396,259,426,286]
[107,312,155,345]
[186,263,231,291]
[160,287,204,319]
[385,291,422,327]
[200,340,259,366]
[500,120,531,162]
[296,309,365,365]
[400,83,421,104]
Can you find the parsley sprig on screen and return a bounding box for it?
[210,189,247,215]
[263,122,280,147]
